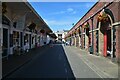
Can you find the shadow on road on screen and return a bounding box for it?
[57,44,75,78]
[3,44,75,79]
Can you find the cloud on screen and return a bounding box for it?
[72,11,77,14]
[44,19,75,31]
[49,7,77,15]
[46,20,70,25]
[67,3,95,9]
[85,3,94,8]
[44,19,75,26]
[67,8,74,12]
[67,8,77,14]
[50,11,65,15]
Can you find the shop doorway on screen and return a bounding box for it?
[100,17,113,57]
[2,28,8,58]
[107,29,111,56]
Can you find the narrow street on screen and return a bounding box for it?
[4,44,105,79]
[1,1,120,80]
[6,44,75,78]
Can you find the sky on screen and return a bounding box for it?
[28,2,96,32]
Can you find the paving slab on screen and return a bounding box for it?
[63,45,118,79]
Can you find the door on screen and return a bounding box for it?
[2,28,8,57]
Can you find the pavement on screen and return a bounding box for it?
[2,45,48,78]
[63,45,119,79]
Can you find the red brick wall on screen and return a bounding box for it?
[74,2,107,30]
[116,26,120,62]
[107,2,119,22]
[73,2,119,31]
[69,2,120,59]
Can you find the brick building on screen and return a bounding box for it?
[65,1,120,62]
[55,30,68,43]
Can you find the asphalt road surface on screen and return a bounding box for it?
[6,44,75,79]
[6,44,102,79]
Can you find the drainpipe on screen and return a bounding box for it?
[70,35,71,46]
[91,17,94,54]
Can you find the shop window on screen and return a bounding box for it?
[10,34,13,47]
[13,31,19,46]
[13,22,17,28]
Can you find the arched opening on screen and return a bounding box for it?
[98,9,115,57]
[85,27,90,49]
[100,18,111,57]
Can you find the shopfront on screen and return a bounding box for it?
[2,15,10,58]
[13,31,20,55]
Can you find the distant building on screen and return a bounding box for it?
[55,30,68,42]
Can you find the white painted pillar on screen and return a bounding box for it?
[74,35,76,46]
[79,35,81,47]
[0,23,2,57]
[27,34,30,49]
[40,33,43,46]
[44,33,47,45]
[23,32,26,51]
[9,21,13,55]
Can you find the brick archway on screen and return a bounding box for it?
[98,9,115,57]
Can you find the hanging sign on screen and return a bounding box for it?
[97,9,108,22]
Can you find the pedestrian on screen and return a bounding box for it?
[26,40,29,52]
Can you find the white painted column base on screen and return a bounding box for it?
[10,47,13,55]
